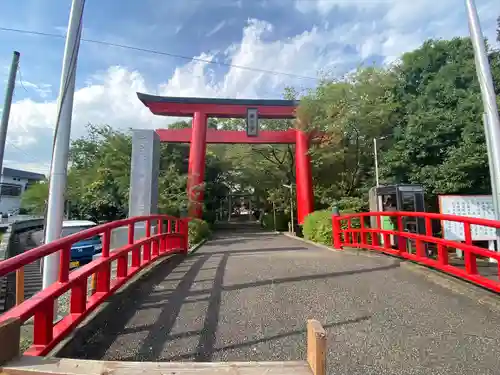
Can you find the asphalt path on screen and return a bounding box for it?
[57,228,500,374]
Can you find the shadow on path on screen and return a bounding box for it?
[57,254,190,359]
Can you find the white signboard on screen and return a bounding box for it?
[438,195,497,241]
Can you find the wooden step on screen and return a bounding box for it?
[1,319,326,375]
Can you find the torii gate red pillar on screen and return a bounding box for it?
[187,112,208,218]
[295,130,314,224]
[137,93,316,221]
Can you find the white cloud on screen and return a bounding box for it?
[295,0,385,15]
[18,81,52,98]
[4,2,499,170]
[295,0,499,62]
[206,20,227,37]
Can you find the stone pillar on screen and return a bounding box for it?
[295,130,314,224]
[187,112,208,218]
[128,129,160,217]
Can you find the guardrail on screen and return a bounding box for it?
[0,217,44,312]
[0,217,44,260]
[332,211,500,293]
[0,215,188,356]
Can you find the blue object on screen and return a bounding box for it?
[70,235,102,265]
[61,220,101,268]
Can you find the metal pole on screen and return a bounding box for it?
[466,0,500,211]
[483,113,500,255]
[42,0,85,291]
[483,113,499,214]
[0,51,20,178]
[290,186,294,234]
[273,201,276,232]
[374,138,380,187]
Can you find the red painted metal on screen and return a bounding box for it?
[155,128,325,144]
[0,214,188,356]
[156,128,299,144]
[332,211,500,293]
[145,102,296,119]
[295,130,314,224]
[188,112,208,218]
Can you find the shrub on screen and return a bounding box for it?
[188,218,210,247]
[302,210,333,245]
[261,211,289,231]
[336,196,367,213]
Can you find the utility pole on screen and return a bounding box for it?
[466,0,500,243]
[0,51,20,182]
[42,0,85,293]
[273,201,276,232]
[283,184,294,234]
[373,138,380,187]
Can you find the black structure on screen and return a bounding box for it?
[369,184,426,234]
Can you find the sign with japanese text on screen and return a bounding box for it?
[246,108,259,137]
[438,195,497,241]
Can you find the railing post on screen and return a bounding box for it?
[346,218,352,245]
[58,244,71,283]
[15,267,24,306]
[143,219,152,263]
[181,219,189,253]
[33,300,54,346]
[360,217,367,245]
[437,244,448,266]
[167,219,172,233]
[396,214,407,253]
[70,278,87,314]
[130,222,140,268]
[372,214,379,247]
[463,222,477,274]
[331,207,342,250]
[415,239,424,258]
[425,216,433,258]
[157,219,164,253]
[97,230,111,292]
[425,217,432,237]
[380,213,391,250]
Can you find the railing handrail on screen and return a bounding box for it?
[332,210,500,294]
[0,214,189,356]
[0,214,183,276]
[337,211,500,229]
[0,232,178,323]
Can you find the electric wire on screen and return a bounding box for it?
[0,26,318,81]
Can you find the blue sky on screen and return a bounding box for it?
[0,0,498,174]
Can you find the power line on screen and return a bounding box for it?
[0,26,318,81]
[5,140,52,169]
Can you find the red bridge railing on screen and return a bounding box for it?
[332,211,500,293]
[0,215,188,356]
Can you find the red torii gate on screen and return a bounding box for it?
[137,93,314,224]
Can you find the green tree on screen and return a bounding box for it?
[497,16,499,43]
[382,38,500,206]
[298,67,398,207]
[21,181,49,215]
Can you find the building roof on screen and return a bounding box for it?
[2,167,45,180]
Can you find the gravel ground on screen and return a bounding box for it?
[60,229,500,374]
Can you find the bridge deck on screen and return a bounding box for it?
[60,229,500,374]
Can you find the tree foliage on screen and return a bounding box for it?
[21,35,500,224]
